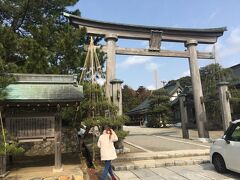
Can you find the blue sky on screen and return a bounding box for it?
[72,0,240,90]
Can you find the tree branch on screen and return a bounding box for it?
[13,0,30,33]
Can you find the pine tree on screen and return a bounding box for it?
[0,0,89,74]
[76,83,128,161]
[200,63,240,127]
[147,88,173,128]
[122,85,140,113]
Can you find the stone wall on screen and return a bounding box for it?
[20,128,79,156]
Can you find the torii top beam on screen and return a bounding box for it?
[64,12,226,44]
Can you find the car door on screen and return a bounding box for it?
[224,122,240,173]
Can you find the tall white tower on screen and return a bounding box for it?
[153,69,161,89]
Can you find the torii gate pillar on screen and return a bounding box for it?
[217,82,232,131]
[185,40,209,138]
[110,79,124,115]
[105,34,118,100]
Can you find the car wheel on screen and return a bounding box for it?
[213,154,227,173]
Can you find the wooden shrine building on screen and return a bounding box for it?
[1,73,83,172]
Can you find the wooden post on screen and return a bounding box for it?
[185,40,209,138]
[0,156,7,177]
[105,34,118,100]
[217,82,232,131]
[179,94,189,139]
[0,106,7,178]
[53,104,62,172]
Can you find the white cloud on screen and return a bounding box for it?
[140,41,149,48]
[175,70,190,80]
[146,84,156,90]
[161,45,166,50]
[227,27,240,45]
[146,62,158,71]
[182,70,190,76]
[118,56,152,68]
[118,56,160,73]
[215,27,240,66]
[214,41,224,60]
[204,44,214,52]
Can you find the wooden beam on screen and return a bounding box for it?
[0,156,7,177]
[116,47,189,58]
[64,13,226,44]
[54,104,62,171]
[197,51,215,59]
[101,46,214,59]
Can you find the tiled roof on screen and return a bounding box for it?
[127,99,151,115]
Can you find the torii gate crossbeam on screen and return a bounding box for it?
[64,12,227,139]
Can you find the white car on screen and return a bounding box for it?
[210,119,240,173]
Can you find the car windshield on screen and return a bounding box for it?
[231,124,240,141]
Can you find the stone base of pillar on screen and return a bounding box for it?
[52,166,63,173]
[0,171,9,178]
[116,147,131,154]
[197,138,212,143]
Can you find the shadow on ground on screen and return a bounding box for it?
[10,153,80,169]
[198,163,240,179]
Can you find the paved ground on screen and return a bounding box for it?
[5,153,84,180]
[5,164,83,180]
[125,134,209,152]
[115,163,240,180]
[3,126,234,180]
[124,126,224,139]
[115,126,240,179]
[123,126,214,152]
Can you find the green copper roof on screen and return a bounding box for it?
[4,74,83,103]
[5,84,83,102]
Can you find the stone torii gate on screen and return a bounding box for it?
[64,12,226,138]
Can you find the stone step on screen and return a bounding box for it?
[112,155,210,171]
[114,149,209,163]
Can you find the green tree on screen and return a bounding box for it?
[167,76,191,89]
[0,60,15,100]
[178,76,192,87]
[0,0,91,74]
[200,63,232,98]
[199,63,237,128]
[122,85,140,113]
[76,83,129,161]
[147,88,172,128]
[122,85,151,114]
[136,86,151,102]
[80,83,128,132]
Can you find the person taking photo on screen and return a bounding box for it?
[97,126,118,180]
